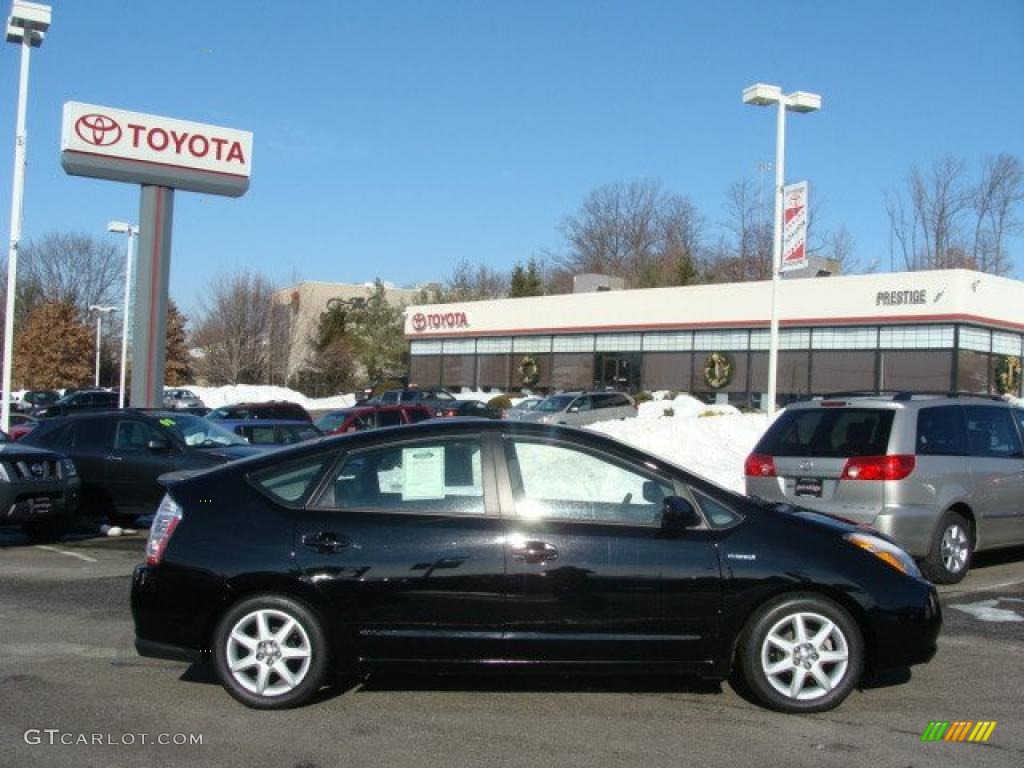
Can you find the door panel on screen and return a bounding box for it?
[294,435,507,661]
[964,406,1024,547]
[106,419,175,514]
[499,436,720,665]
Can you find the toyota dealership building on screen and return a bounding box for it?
[404,269,1024,406]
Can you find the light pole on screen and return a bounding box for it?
[109,221,138,407]
[742,83,821,417]
[1,1,50,433]
[89,305,117,387]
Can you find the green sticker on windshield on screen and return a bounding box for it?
[159,418,175,427]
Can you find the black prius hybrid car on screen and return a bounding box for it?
[132,420,941,714]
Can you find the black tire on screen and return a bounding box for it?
[736,594,864,714]
[22,518,70,542]
[213,594,329,709]
[920,511,972,585]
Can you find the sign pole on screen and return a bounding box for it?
[130,185,174,409]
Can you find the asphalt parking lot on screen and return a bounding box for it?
[0,526,1021,768]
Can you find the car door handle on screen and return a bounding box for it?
[301,532,350,554]
[510,540,558,563]
[105,455,124,462]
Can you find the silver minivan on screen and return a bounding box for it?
[745,394,1024,583]
[519,391,637,427]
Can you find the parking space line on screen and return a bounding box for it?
[942,576,1024,597]
[34,545,98,563]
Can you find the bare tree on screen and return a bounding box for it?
[558,179,705,288]
[19,232,124,319]
[191,270,275,385]
[443,259,507,301]
[971,153,1023,275]
[710,178,771,282]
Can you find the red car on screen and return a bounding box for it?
[7,413,39,440]
[314,404,433,434]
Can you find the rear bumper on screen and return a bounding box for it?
[132,564,222,658]
[135,638,203,663]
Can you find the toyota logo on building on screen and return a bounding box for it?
[412,313,427,331]
[74,113,123,147]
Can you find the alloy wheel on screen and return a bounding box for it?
[225,608,313,697]
[760,611,850,701]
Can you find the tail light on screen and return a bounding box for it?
[145,493,183,565]
[744,452,777,477]
[841,455,915,481]
[440,408,457,417]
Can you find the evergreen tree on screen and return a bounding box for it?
[165,299,193,386]
[509,259,544,297]
[13,301,93,389]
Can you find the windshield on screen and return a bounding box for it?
[153,412,249,447]
[536,395,576,412]
[512,398,541,411]
[315,411,354,431]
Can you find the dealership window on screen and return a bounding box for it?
[812,327,878,350]
[879,325,954,349]
[959,327,991,352]
[477,355,511,389]
[595,333,643,351]
[513,336,552,354]
[642,332,693,351]
[409,340,442,355]
[694,330,748,351]
[879,350,953,391]
[409,356,442,387]
[957,350,991,393]
[442,339,476,354]
[551,353,593,389]
[552,335,595,353]
[477,337,513,353]
[750,351,810,396]
[441,354,475,389]
[642,353,692,391]
[751,329,811,351]
[810,351,876,393]
[992,331,1022,356]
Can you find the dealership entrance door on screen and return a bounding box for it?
[594,353,642,392]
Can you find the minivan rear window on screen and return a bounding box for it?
[755,408,895,458]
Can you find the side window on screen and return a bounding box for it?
[376,411,403,427]
[916,406,968,456]
[505,439,674,525]
[313,438,485,514]
[691,489,742,529]
[251,454,333,505]
[1016,410,1024,444]
[380,391,398,404]
[573,397,591,412]
[114,420,164,451]
[964,406,1024,458]
[406,409,431,424]
[72,419,111,450]
[34,421,75,449]
[246,426,278,445]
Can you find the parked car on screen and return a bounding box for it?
[0,430,80,540]
[13,389,60,414]
[437,399,502,419]
[207,401,312,422]
[33,389,118,419]
[132,419,939,713]
[745,393,1024,584]
[22,410,267,525]
[7,413,39,441]
[502,396,544,420]
[220,420,323,446]
[163,389,205,410]
[519,391,637,426]
[378,387,458,415]
[314,404,433,434]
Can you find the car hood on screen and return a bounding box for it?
[0,442,59,459]
[761,500,899,544]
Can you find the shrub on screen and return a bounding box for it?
[488,394,513,410]
[665,390,679,401]
[662,407,675,418]
[633,390,653,404]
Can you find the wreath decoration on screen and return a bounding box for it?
[703,352,734,389]
[519,355,540,386]
[995,354,1022,396]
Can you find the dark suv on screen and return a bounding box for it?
[746,393,1024,583]
[21,410,265,525]
[34,390,118,418]
[378,387,457,415]
[0,431,80,540]
[207,401,311,422]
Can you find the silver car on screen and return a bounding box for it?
[162,389,205,410]
[520,391,637,427]
[745,393,1024,584]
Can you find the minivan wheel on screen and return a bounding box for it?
[213,594,329,709]
[737,594,863,714]
[921,511,972,585]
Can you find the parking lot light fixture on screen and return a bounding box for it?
[89,305,118,388]
[109,221,139,407]
[1,1,51,434]
[742,82,822,417]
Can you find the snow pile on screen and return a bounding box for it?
[587,394,769,493]
[188,385,355,411]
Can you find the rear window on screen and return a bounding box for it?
[916,405,968,456]
[755,408,895,458]
[251,454,332,504]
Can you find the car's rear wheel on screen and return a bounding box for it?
[921,510,972,584]
[737,594,863,714]
[213,594,329,709]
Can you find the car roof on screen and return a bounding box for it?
[219,419,318,427]
[783,392,1013,411]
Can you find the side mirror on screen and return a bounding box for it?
[147,439,171,452]
[660,496,701,535]
[568,406,580,413]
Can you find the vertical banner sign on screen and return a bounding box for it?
[781,181,808,272]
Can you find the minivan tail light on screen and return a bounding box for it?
[145,493,183,565]
[841,455,915,481]
[744,452,777,477]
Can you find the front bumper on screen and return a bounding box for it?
[871,584,942,670]
[1,477,80,524]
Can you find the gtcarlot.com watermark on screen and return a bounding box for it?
[24,729,202,747]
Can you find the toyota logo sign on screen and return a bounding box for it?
[74,113,123,147]
[412,313,427,331]
[411,311,469,332]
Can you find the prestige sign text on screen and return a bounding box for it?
[876,289,927,306]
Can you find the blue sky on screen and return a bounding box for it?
[1,0,1022,316]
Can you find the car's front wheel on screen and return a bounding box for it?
[737,594,864,713]
[213,594,329,709]
[920,510,972,584]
